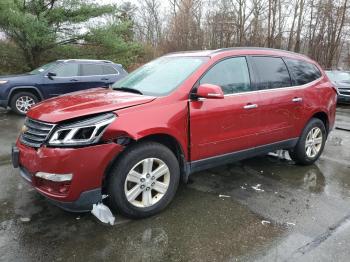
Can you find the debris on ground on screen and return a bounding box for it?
[219,194,231,198]
[19,217,31,223]
[261,220,271,225]
[286,222,296,226]
[251,184,265,192]
[91,203,115,225]
[241,186,246,190]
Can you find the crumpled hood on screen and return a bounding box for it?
[27,88,156,123]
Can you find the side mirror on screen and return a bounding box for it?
[196,84,224,99]
[47,72,57,80]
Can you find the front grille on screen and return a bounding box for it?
[339,89,350,96]
[20,118,55,148]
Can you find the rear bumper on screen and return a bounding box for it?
[0,99,7,108]
[13,142,124,212]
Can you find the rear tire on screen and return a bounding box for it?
[107,142,180,219]
[289,118,327,165]
[10,92,39,115]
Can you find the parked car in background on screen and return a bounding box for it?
[12,48,337,218]
[325,70,350,104]
[0,59,128,115]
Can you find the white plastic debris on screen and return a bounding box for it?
[20,217,31,222]
[241,186,246,190]
[251,184,265,192]
[219,194,231,198]
[286,222,296,226]
[91,203,115,225]
[261,220,271,225]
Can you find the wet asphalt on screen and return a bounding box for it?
[0,106,349,262]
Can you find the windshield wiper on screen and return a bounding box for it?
[114,87,143,95]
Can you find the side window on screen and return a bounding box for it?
[200,57,251,95]
[51,63,79,77]
[284,58,322,85]
[251,56,291,89]
[80,64,104,76]
[102,65,118,75]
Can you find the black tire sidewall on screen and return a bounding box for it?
[10,92,39,115]
[107,142,180,219]
[290,118,327,165]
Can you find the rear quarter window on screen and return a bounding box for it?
[284,58,322,86]
[102,65,118,75]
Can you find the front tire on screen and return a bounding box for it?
[10,92,39,115]
[289,118,327,165]
[107,142,180,219]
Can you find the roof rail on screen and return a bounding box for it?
[60,59,114,63]
[211,47,308,58]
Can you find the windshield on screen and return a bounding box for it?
[112,56,208,96]
[326,71,350,82]
[29,61,59,75]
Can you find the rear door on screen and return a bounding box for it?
[190,56,262,161]
[250,56,301,145]
[78,63,118,89]
[284,58,323,136]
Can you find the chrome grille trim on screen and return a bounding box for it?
[338,89,350,95]
[20,118,55,148]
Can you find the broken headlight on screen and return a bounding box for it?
[48,113,116,147]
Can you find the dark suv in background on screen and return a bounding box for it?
[325,70,350,104]
[0,59,127,115]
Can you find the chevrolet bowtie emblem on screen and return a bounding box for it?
[21,125,28,133]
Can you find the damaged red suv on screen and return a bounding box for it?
[12,48,337,218]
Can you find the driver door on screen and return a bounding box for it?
[189,57,262,161]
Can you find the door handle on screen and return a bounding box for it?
[70,79,79,82]
[243,104,258,109]
[292,97,303,102]
[101,78,109,81]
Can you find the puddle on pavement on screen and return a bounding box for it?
[0,180,285,261]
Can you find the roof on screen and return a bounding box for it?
[166,47,309,61]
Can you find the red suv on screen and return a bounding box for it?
[12,48,337,218]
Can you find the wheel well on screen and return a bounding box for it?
[312,112,329,134]
[102,134,189,193]
[137,134,188,182]
[8,88,42,106]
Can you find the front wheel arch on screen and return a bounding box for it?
[8,87,43,107]
[102,133,188,193]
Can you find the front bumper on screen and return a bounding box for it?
[12,142,123,212]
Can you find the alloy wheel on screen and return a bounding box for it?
[124,158,170,208]
[15,96,35,114]
[305,127,323,158]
